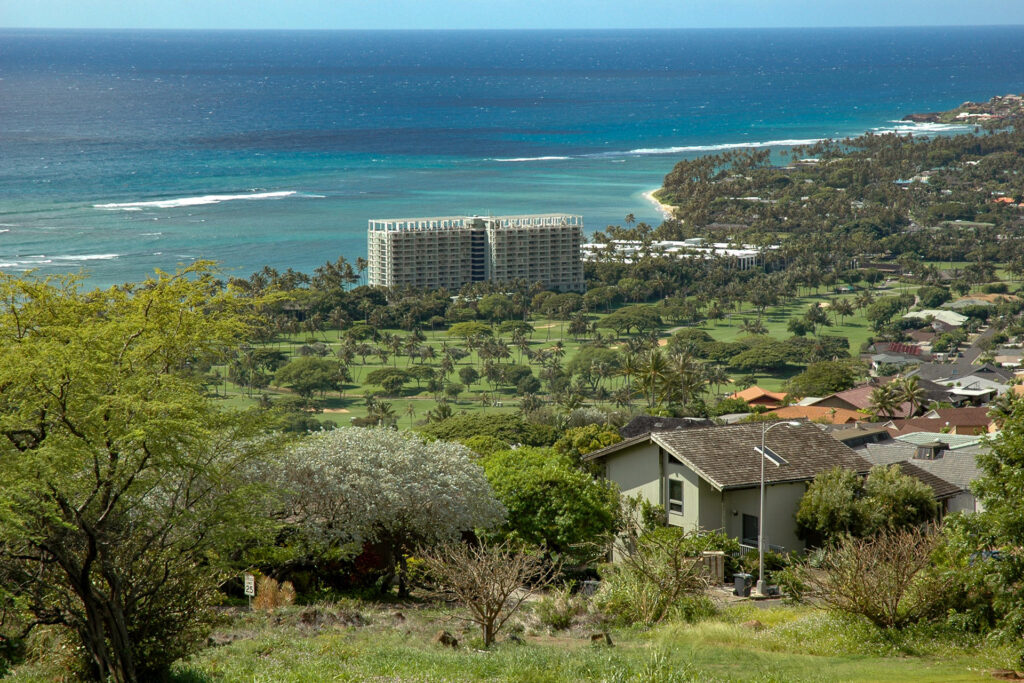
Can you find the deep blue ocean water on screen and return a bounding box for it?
[2,27,1024,286]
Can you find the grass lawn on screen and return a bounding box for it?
[146,601,1014,682]
[212,281,918,417]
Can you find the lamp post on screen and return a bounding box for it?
[757,420,800,597]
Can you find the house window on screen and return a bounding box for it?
[668,479,683,514]
[742,514,759,547]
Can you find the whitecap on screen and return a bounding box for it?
[874,120,971,134]
[618,138,826,156]
[491,156,572,162]
[51,254,119,261]
[93,190,298,210]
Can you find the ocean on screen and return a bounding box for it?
[2,27,1024,286]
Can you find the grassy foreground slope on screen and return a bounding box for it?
[151,603,1009,683]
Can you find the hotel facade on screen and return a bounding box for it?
[367,214,584,292]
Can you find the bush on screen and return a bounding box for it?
[460,434,510,457]
[481,448,620,566]
[594,526,714,626]
[535,584,585,631]
[800,526,951,629]
[252,576,297,611]
[740,549,790,584]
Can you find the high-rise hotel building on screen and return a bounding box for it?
[367,214,584,292]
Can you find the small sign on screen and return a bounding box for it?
[244,573,255,597]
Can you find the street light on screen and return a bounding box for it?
[756,420,800,597]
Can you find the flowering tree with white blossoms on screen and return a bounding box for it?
[278,427,505,595]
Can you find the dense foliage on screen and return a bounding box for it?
[481,448,620,565]
[268,428,505,596]
[795,465,939,547]
[0,264,269,683]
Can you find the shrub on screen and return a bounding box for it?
[419,539,556,648]
[800,526,951,629]
[481,448,620,566]
[740,549,790,584]
[594,526,713,626]
[252,576,297,611]
[535,584,585,631]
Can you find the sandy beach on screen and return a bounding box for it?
[642,188,676,220]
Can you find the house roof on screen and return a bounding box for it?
[907,329,937,343]
[893,432,984,450]
[903,309,968,327]
[921,406,995,425]
[945,377,1008,396]
[859,442,984,491]
[767,405,864,424]
[885,407,995,435]
[894,461,965,500]
[586,422,872,491]
[618,415,714,439]
[828,424,891,443]
[811,379,913,418]
[728,386,788,403]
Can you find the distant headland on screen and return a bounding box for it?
[903,93,1024,124]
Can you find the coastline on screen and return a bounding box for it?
[642,189,676,220]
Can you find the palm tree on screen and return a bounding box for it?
[739,318,768,336]
[895,376,926,417]
[637,349,669,409]
[833,298,855,326]
[868,385,900,420]
[987,390,1023,429]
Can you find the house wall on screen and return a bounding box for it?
[604,442,662,506]
[665,460,708,531]
[601,444,811,552]
[698,477,725,533]
[946,492,980,514]
[722,482,808,552]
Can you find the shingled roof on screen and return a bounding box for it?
[586,422,871,491]
[893,461,964,500]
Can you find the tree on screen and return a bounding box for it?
[419,540,556,648]
[448,321,492,342]
[273,428,505,597]
[800,526,948,629]
[867,384,901,419]
[894,375,927,417]
[458,365,480,389]
[795,465,939,547]
[0,264,269,682]
[419,413,557,448]
[785,360,862,397]
[481,448,620,565]
[599,306,662,336]
[274,356,344,398]
[967,399,1024,638]
[552,424,622,463]
[595,524,713,626]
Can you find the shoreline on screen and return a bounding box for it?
[642,188,676,220]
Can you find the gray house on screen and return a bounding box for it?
[583,423,872,552]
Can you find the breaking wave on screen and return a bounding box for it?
[94,190,301,210]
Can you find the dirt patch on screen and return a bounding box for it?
[322,408,350,414]
[658,338,669,346]
[525,634,591,649]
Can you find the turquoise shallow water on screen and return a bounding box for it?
[2,27,1023,286]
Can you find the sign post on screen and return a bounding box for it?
[244,573,255,611]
